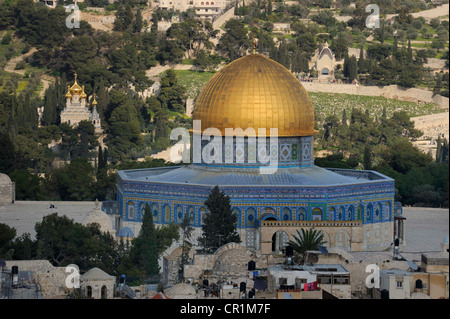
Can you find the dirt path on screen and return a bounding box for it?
[4,47,37,75]
[3,47,53,97]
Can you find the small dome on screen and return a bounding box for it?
[83,202,113,234]
[81,267,115,281]
[117,227,135,238]
[0,173,12,185]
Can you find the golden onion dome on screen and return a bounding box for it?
[193,54,317,137]
[69,73,83,95]
[91,94,98,106]
[65,85,72,99]
[80,85,87,99]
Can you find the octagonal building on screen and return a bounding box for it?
[113,53,397,253]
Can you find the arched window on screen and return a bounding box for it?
[375,203,382,221]
[357,205,363,221]
[200,206,207,225]
[152,203,158,222]
[366,204,373,223]
[127,201,134,219]
[232,208,241,225]
[384,202,391,221]
[140,203,146,220]
[164,205,171,223]
[329,207,335,221]
[246,207,256,227]
[338,206,344,221]
[282,207,291,221]
[312,208,322,221]
[415,279,423,289]
[261,207,277,221]
[175,206,183,224]
[347,206,354,221]
[188,206,195,225]
[201,1,204,4]
[297,207,306,221]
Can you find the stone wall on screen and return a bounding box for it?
[0,183,14,205]
[301,82,449,109]
[5,260,68,298]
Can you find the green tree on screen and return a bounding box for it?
[0,223,16,258]
[9,170,44,200]
[217,19,250,61]
[133,8,143,33]
[108,96,143,162]
[114,4,134,31]
[343,55,358,82]
[288,229,326,264]
[130,204,160,277]
[50,158,96,200]
[35,213,118,273]
[363,145,372,170]
[199,186,241,254]
[158,69,187,113]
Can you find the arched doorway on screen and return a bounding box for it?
[86,286,92,298]
[101,285,107,299]
[271,231,289,254]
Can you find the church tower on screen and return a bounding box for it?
[60,73,102,133]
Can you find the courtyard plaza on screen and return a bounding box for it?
[0,200,447,262]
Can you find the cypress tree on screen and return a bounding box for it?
[132,203,159,276]
[363,145,372,170]
[436,135,442,163]
[200,186,241,253]
[358,46,365,73]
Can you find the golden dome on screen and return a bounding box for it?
[193,54,317,137]
[65,85,72,99]
[91,94,98,106]
[69,73,83,95]
[80,85,87,99]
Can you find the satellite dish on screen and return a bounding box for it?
[318,246,328,254]
[408,260,419,271]
[307,253,319,264]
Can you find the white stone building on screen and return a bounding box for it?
[80,267,116,299]
[311,42,336,81]
[158,0,230,20]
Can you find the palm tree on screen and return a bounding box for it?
[288,228,327,264]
